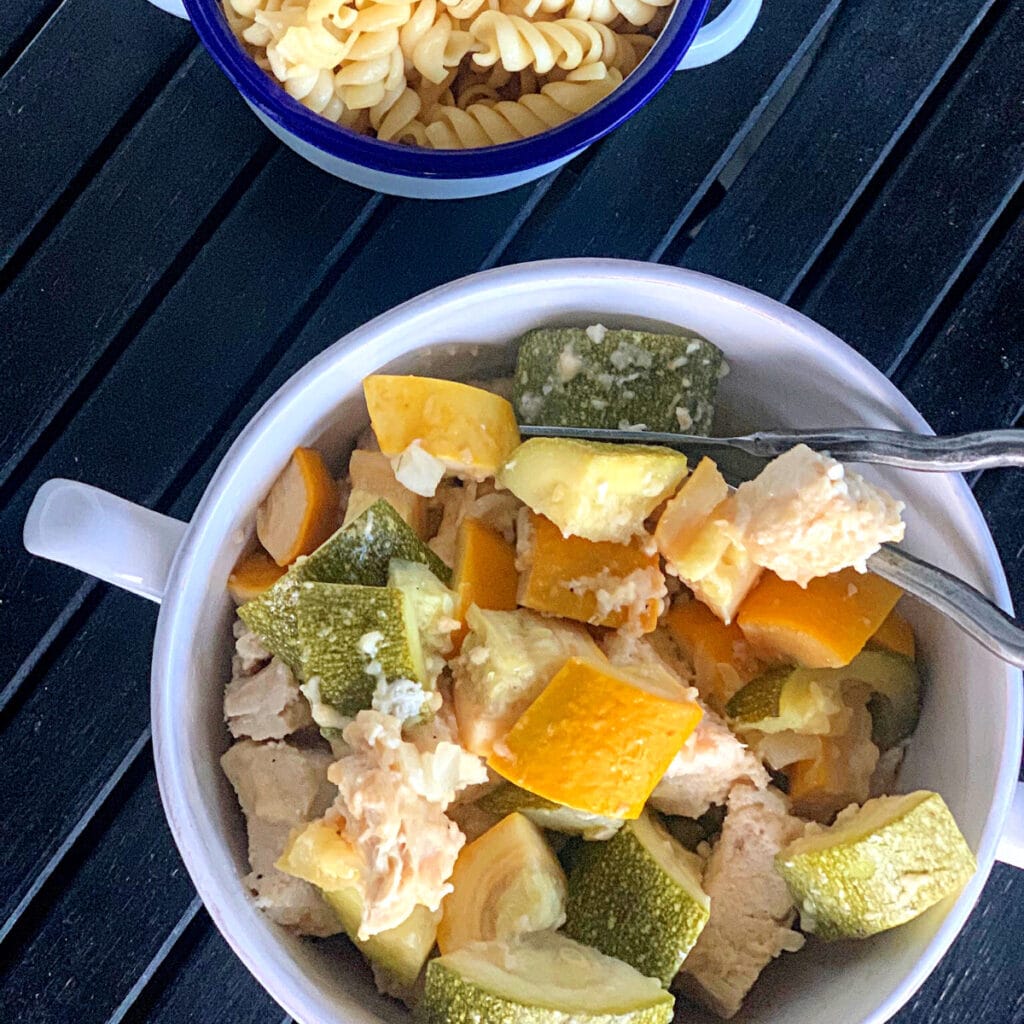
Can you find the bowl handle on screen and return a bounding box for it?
[997,783,1024,870]
[677,0,761,70]
[145,0,189,19]
[23,479,188,604]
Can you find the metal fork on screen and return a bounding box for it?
[519,424,1024,668]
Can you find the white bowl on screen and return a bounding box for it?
[23,259,1023,1024]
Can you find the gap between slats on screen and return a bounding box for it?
[0,38,199,285]
[0,0,66,80]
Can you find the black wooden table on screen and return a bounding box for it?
[1,0,1022,1021]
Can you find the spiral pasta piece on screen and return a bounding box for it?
[469,12,617,74]
[423,65,620,146]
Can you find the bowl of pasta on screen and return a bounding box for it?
[147,0,760,197]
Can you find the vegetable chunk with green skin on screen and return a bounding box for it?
[564,811,710,986]
[479,783,623,840]
[514,327,724,435]
[776,790,976,940]
[239,499,450,666]
[296,582,426,718]
[498,438,688,543]
[418,931,675,1024]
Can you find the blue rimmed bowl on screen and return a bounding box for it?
[152,0,761,197]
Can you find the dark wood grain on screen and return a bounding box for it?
[0,148,371,704]
[119,913,285,1024]
[0,0,192,268]
[671,0,1000,300]
[0,51,269,492]
[898,208,1024,434]
[500,0,841,263]
[796,0,1024,375]
[0,761,197,1024]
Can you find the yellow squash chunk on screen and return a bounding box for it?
[655,466,761,623]
[737,568,903,668]
[654,456,729,564]
[277,820,439,999]
[453,606,604,757]
[363,375,520,480]
[662,599,761,709]
[868,608,916,660]
[257,447,340,567]
[498,437,688,543]
[488,656,703,820]
[451,517,519,652]
[227,548,286,604]
[518,512,665,634]
[437,812,567,954]
[343,449,428,539]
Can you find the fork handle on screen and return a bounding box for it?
[868,545,1024,667]
[746,428,1024,471]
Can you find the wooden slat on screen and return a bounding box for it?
[974,468,1024,611]
[0,761,198,1024]
[0,51,270,491]
[898,208,1024,434]
[0,0,192,267]
[670,0,998,307]
[0,0,59,68]
[0,148,372,706]
[501,0,841,263]
[796,0,1024,374]
[118,914,287,1024]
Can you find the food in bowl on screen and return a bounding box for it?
[221,0,672,147]
[219,324,976,1021]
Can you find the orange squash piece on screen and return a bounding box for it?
[518,512,664,634]
[663,599,760,709]
[227,548,286,603]
[488,656,703,819]
[451,518,519,652]
[256,447,339,566]
[737,568,902,669]
[867,608,916,660]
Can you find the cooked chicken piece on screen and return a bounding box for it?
[224,657,313,741]
[650,709,769,819]
[232,619,272,677]
[429,479,522,565]
[327,710,487,939]
[675,784,806,1019]
[221,739,338,937]
[724,445,904,586]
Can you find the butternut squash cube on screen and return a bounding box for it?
[518,512,665,634]
[257,447,340,567]
[867,608,916,660]
[488,656,704,819]
[363,375,520,481]
[737,568,902,669]
[451,517,519,652]
[663,599,761,709]
[228,548,286,604]
[343,449,428,539]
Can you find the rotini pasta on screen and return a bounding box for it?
[419,65,622,147]
[223,0,666,149]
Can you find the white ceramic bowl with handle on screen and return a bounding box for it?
[23,259,1024,1024]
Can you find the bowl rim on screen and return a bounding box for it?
[152,258,1023,1024]
[182,0,711,178]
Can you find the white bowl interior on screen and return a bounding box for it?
[154,262,1019,1024]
